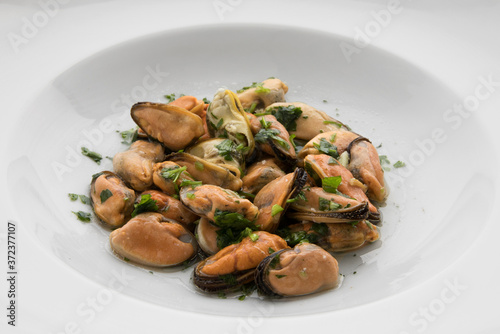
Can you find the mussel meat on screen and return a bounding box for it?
[109,212,198,267]
[255,243,340,297]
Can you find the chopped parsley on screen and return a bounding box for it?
[213,209,254,229]
[214,211,259,249]
[393,160,406,168]
[268,247,275,254]
[268,105,303,132]
[237,191,256,199]
[318,197,342,211]
[322,176,342,193]
[271,204,284,217]
[236,82,270,94]
[379,155,391,171]
[255,128,290,150]
[186,193,196,200]
[179,180,202,189]
[131,194,159,217]
[290,134,297,150]
[81,147,102,165]
[323,120,343,128]
[277,228,319,247]
[120,127,138,145]
[203,97,211,104]
[72,211,91,222]
[69,193,90,204]
[216,118,224,130]
[161,166,187,183]
[311,223,329,236]
[219,274,238,286]
[164,93,176,102]
[286,191,307,204]
[275,274,287,279]
[100,189,113,203]
[246,102,257,114]
[215,139,239,161]
[313,138,339,158]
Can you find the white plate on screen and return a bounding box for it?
[5,23,497,316]
[2,2,500,333]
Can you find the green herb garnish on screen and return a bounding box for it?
[72,211,91,222]
[215,139,238,161]
[275,274,287,279]
[68,193,78,201]
[161,166,187,183]
[164,93,176,102]
[120,127,138,145]
[100,189,113,203]
[179,180,202,189]
[393,161,406,168]
[323,120,343,127]
[131,194,159,217]
[237,82,269,94]
[271,204,284,217]
[268,105,302,132]
[318,197,342,211]
[186,193,196,200]
[255,128,290,150]
[81,147,102,164]
[313,138,339,158]
[322,176,342,194]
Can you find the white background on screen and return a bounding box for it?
[1,1,499,333]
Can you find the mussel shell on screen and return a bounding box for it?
[286,202,369,223]
[193,259,255,292]
[254,249,287,297]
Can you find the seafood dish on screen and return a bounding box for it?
[86,78,387,298]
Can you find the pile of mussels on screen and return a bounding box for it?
[90,78,387,298]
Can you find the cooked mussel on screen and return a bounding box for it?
[237,78,289,110]
[109,212,198,267]
[346,136,387,202]
[267,102,349,141]
[303,154,378,214]
[255,243,340,297]
[253,168,307,233]
[193,231,288,292]
[241,158,285,195]
[168,95,210,141]
[180,184,259,223]
[287,186,370,223]
[186,138,243,178]
[297,130,358,161]
[112,140,165,191]
[285,221,379,252]
[131,102,205,151]
[90,171,135,228]
[249,114,297,169]
[152,161,194,195]
[139,190,199,229]
[207,89,254,156]
[167,152,243,191]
